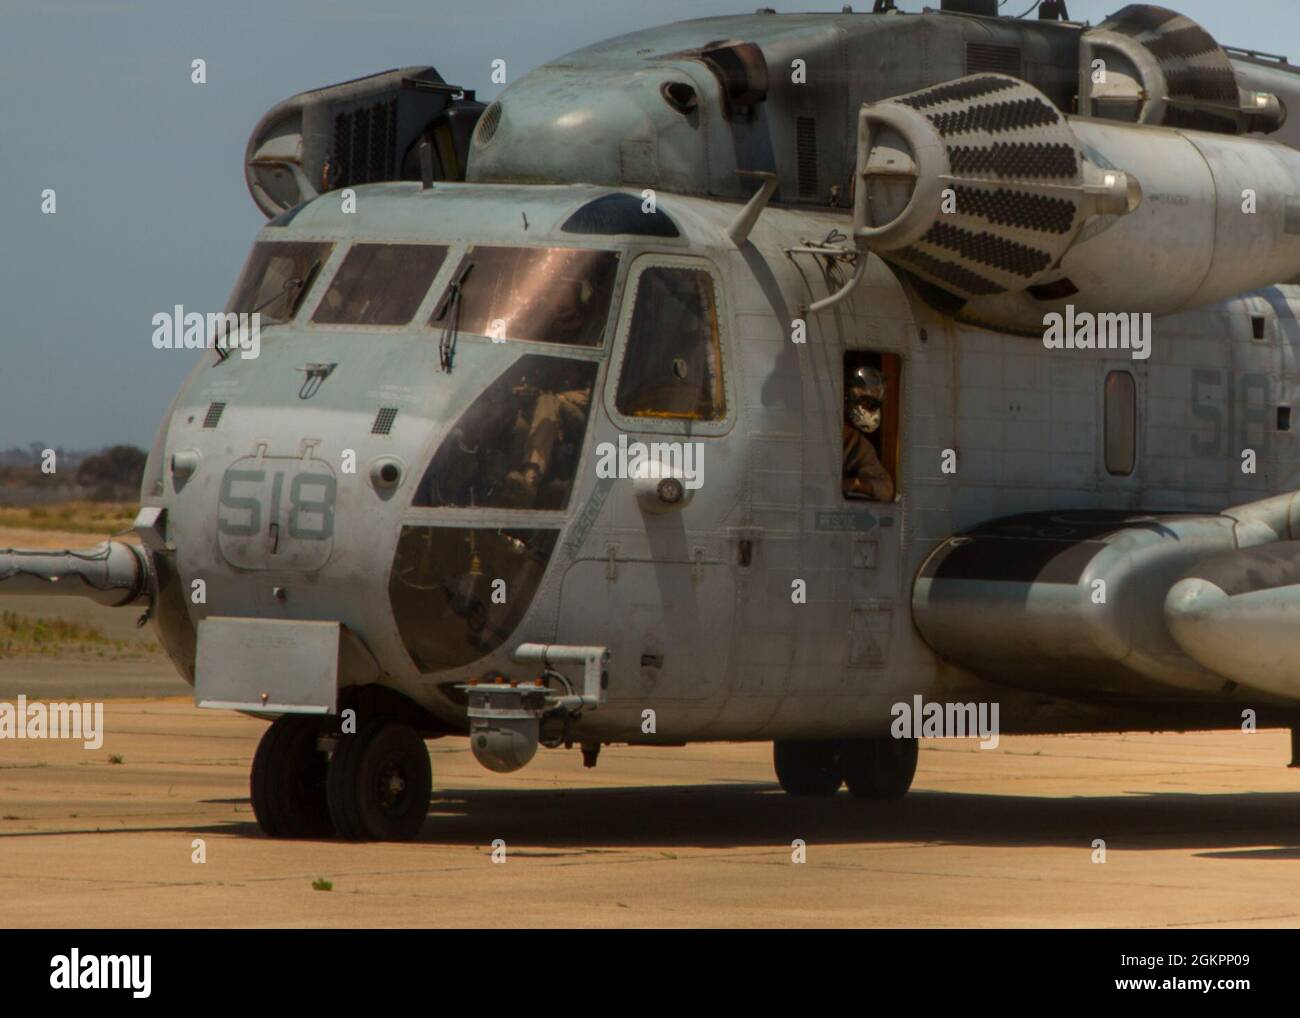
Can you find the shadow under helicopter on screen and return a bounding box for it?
[166,784,1300,853]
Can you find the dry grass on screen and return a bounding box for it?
[0,502,137,537]
[0,610,160,658]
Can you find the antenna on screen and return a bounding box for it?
[727,171,778,247]
[418,136,435,190]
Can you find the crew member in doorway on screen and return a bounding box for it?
[843,365,895,501]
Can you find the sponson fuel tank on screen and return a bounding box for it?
[912,511,1261,700]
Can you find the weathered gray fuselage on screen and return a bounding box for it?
[137,174,1300,742]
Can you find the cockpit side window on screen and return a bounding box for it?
[429,246,619,347]
[227,241,333,324]
[313,243,449,326]
[413,354,599,511]
[615,266,724,420]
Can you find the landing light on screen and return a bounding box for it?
[369,457,405,494]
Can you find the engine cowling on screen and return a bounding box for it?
[244,66,485,218]
[853,73,1300,334]
[1079,4,1285,135]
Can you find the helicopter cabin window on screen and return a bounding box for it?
[842,352,900,502]
[1105,370,1137,476]
[430,246,619,347]
[227,241,333,324]
[313,244,448,325]
[615,266,725,420]
[413,354,599,511]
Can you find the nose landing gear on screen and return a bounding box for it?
[326,720,432,841]
[250,715,432,841]
[250,715,333,838]
[772,736,918,799]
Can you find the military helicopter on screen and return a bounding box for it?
[9,0,1300,840]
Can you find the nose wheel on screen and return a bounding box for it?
[251,715,433,841]
[250,715,334,838]
[326,720,432,841]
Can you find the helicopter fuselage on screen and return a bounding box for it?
[136,179,1300,746]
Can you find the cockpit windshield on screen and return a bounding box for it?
[227,241,333,324]
[313,243,449,325]
[431,246,619,347]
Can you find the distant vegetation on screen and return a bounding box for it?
[74,446,147,501]
[0,610,160,658]
[0,502,138,536]
[0,443,147,504]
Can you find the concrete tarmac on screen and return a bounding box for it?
[2,698,1300,927]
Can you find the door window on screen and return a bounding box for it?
[614,266,725,420]
[843,351,901,501]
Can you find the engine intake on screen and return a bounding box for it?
[854,74,1138,303]
[853,73,1300,334]
[244,66,485,218]
[1080,4,1285,135]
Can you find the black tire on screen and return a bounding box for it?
[841,736,918,799]
[327,720,431,841]
[773,739,844,796]
[250,715,334,838]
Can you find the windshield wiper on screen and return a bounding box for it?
[436,261,474,373]
[215,262,322,363]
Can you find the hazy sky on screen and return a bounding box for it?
[1,0,1294,449]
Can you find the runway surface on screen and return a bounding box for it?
[3,698,1300,927]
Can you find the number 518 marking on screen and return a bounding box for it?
[218,468,336,541]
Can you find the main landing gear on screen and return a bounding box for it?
[773,736,918,799]
[251,715,432,841]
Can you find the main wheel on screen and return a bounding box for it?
[841,736,918,799]
[773,740,844,796]
[326,720,431,841]
[250,715,334,838]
